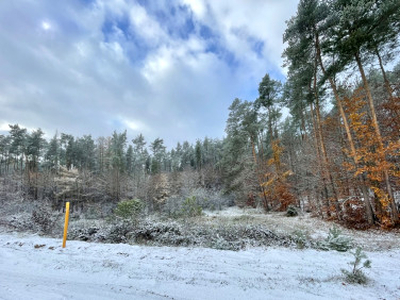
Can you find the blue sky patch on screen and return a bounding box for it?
[153,5,196,40]
[101,13,131,42]
[248,37,265,59]
[101,12,152,66]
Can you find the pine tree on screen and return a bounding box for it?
[25,128,45,199]
[150,138,166,175]
[9,124,27,172]
[126,145,134,176]
[110,131,127,200]
[0,135,11,175]
[45,133,59,171]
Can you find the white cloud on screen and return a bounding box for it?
[181,0,207,18]
[0,0,299,147]
[121,118,148,132]
[0,122,38,135]
[141,35,209,83]
[182,0,298,77]
[142,46,173,82]
[0,122,10,132]
[100,41,126,63]
[128,3,167,46]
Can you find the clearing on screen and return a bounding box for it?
[1,208,400,299]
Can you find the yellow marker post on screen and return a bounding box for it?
[62,202,70,248]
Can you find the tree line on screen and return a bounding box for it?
[0,127,226,206]
[1,0,399,228]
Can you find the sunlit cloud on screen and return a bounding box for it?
[41,21,51,31]
[0,122,10,132]
[122,118,149,132]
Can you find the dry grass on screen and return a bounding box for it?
[203,207,400,251]
[2,203,399,251]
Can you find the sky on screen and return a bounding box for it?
[0,0,299,148]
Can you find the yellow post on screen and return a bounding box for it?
[62,202,70,248]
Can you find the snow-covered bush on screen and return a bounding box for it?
[69,219,291,250]
[107,220,135,243]
[162,196,182,218]
[129,222,290,250]
[133,221,190,246]
[319,225,352,252]
[211,236,241,251]
[291,230,307,249]
[31,208,56,234]
[181,196,203,218]
[162,196,202,218]
[286,205,298,217]
[2,214,33,231]
[188,188,234,211]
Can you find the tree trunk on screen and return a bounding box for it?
[360,175,375,225]
[267,107,273,142]
[316,36,357,160]
[355,51,399,223]
[312,61,342,220]
[309,102,330,218]
[251,138,269,211]
[376,49,393,100]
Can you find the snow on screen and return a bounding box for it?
[203,206,264,217]
[205,208,400,251]
[1,233,400,300]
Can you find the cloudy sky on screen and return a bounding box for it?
[0,0,299,148]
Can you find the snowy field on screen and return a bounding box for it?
[1,232,400,300]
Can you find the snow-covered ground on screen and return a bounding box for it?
[204,207,400,250]
[1,232,399,300]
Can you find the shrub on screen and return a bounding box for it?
[341,247,371,284]
[162,196,182,218]
[162,189,233,218]
[211,237,240,251]
[319,225,352,252]
[184,188,234,211]
[162,196,203,219]
[107,220,134,243]
[292,230,307,249]
[181,196,202,218]
[114,199,144,225]
[31,206,58,234]
[286,205,298,217]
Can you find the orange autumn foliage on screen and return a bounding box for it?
[261,140,295,211]
[343,87,400,227]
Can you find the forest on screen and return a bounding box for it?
[1,0,400,230]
